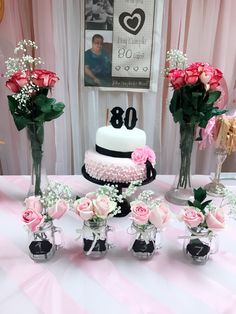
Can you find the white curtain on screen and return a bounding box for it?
[0,0,235,176]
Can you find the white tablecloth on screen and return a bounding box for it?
[0,175,236,314]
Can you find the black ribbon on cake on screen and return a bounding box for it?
[96,145,132,158]
[95,145,156,180]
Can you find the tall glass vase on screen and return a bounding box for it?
[165,123,195,205]
[27,122,47,196]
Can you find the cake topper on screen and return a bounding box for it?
[110,106,137,130]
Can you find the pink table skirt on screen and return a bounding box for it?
[0,175,235,314]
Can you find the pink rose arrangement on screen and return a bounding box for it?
[179,187,225,231]
[164,50,226,191]
[4,40,65,196]
[22,181,72,232]
[131,145,156,165]
[74,188,117,222]
[130,190,170,229]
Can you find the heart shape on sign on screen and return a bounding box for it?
[133,66,139,71]
[143,67,148,72]
[115,66,121,71]
[124,66,130,71]
[119,8,145,35]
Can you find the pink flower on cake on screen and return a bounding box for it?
[206,208,224,230]
[24,196,43,213]
[131,146,156,165]
[93,195,116,219]
[48,199,69,219]
[22,209,44,232]
[74,197,94,221]
[130,201,150,225]
[179,207,204,228]
[149,202,170,229]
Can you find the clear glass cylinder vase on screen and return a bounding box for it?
[83,219,111,258]
[183,226,218,264]
[28,221,62,262]
[27,122,48,197]
[129,222,160,259]
[165,123,195,205]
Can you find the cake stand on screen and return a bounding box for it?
[81,165,156,217]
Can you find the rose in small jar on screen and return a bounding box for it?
[93,195,116,219]
[130,201,150,225]
[149,202,170,229]
[179,207,204,228]
[74,197,94,221]
[22,209,44,232]
[206,208,224,230]
[48,199,69,219]
[24,196,43,213]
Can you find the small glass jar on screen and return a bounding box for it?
[28,221,62,262]
[129,222,159,259]
[183,226,218,264]
[83,219,111,258]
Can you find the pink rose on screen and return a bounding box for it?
[93,195,116,219]
[24,196,43,213]
[6,70,29,93]
[179,207,204,228]
[130,201,150,225]
[149,202,170,228]
[85,192,97,201]
[209,68,223,90]
[206,208,224,230]
[47,199,69,219]
[131,146,156,165]
[32,69,59,88]
[185,63,199,84]
[167,68,185,89]
[199,64,215,84]
[22,209,44,232]
[74,197,94,220]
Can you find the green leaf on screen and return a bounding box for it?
[12,114,30,131]
[173,108,183,123]
[206,91,221,105]
[7,95,18,114]
[53,102,65,112]
[201,200,212,209]
[44,110,64,122]
[194,187,207,203]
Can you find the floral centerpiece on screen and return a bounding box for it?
[74,184,121,257]
[22,181,72,261]
[165,49,227,204]
[5,40,65,196]
[178,187,224,264]
[129,190,170,259]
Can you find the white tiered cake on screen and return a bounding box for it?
[84,124,156,184]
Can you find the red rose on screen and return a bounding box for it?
[5,70,30,93]
[167,69,185,89]
[32,69,59,88]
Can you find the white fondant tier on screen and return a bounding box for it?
[96,125,146,152]
[84,150,147,183]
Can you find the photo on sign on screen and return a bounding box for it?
[83,0,155,89]
[84,30,112,87]
[85,0,113,31]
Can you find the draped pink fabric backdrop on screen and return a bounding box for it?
[0,0,235,175]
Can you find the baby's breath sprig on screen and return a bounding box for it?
[220,188,236,218]
[5,39,43,77]
[41,181,73,209]
[122,180,142,198]
[137,190,155,203]
[164,49,187,75]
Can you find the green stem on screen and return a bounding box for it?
[177,123,195,189]
[27,123,44,196]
